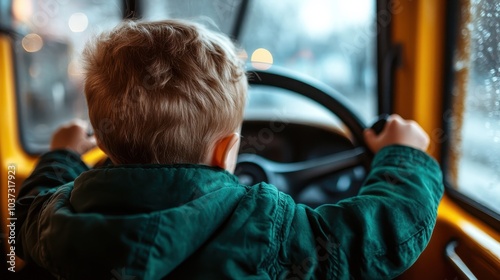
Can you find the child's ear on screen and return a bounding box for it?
[211,133,240,172]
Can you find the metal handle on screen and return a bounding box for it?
[445,241,478,280]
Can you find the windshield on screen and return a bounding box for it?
[12,0,377,153]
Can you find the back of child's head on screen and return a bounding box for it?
[83,20,247,164]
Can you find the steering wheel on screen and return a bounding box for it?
[234,67,387,200]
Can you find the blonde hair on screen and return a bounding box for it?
[83,20,247,164]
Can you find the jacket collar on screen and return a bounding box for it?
[72,164,239,214]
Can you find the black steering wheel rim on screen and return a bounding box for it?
[247,67,368,146]
[236,66,375,198]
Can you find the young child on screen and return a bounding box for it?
[16,20,443,279]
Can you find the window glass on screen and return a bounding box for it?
[449,0,500,213]
[239,0,377,123]
[12,0,122,153]
[245,86,346,130]
[142,0,242,35]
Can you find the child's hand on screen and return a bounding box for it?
[364,114,430,153]
[50,120,96,155]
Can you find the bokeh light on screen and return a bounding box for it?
[12,0,32,23]
[251,48,273,70]
[22,33,43,53]
[68,13,89,32]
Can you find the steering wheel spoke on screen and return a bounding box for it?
[237,147,368,194]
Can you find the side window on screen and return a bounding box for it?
[447,0,500,215]
[12,0,122,153]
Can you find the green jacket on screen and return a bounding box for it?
[16,145,443,279]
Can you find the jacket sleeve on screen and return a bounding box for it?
[279,145,444,280]
[15,150,89,259]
